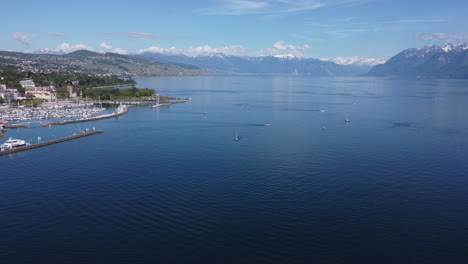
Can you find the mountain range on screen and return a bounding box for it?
[320,56,387,72]
[368,43,468,78]
[136,52,369,76]
[2,43,468,78]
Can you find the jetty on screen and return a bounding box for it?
[4,123,29,128]
[0,130,104,156]
[94,98,191,106]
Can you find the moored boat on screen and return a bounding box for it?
[0,137,30,151]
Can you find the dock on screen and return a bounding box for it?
[0,130,104,156]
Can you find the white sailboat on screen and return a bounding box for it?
[151,95,160,108]
[234,129,239,141]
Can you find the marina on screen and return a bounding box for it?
[40,104,129,126]
[0,98,189,129]
[0,97,182,155]
[1,104,129,128]
[0,103,106,123]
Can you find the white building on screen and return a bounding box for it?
[35,86,56,92]
[3,89,19,100]
[19,79,36,90]
[26,91,56,101]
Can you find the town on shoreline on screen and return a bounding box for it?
[0,65,189,130]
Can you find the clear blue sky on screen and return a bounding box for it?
[1,0,467,59]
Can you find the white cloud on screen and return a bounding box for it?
[100,42,113,49]
[48,32,65,38]
[384,19,444,24]
[207,0,326,15]
[328,28,368,37]
[229,0,269,10]
[111,48,128,54]
[12,32,33,46]
[273,40,310,51]
[101,31,167,40]
[36,42,127,54]
[186,45,247,55]
[55,43,93,53]
[343,17,356,22]
[138,46,178,54]
[273,41,287,50]
[281,0,325,12]
[186,45,219,54]
[418,32,468,43]
[99,42,128,54]
[306,17,443,39]
[257,40,311,57]
[138,45,246,56]
[226,0,269,11]
[210,0,269,15]
[206,0,371,16]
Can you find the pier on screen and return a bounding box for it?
[91,98,190,106]
[4,123,29,128]
[0,130,104,156]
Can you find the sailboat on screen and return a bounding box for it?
[234,129,239,141]
[151,95,160,108]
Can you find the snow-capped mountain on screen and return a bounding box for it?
[136,52,367,76]
[320,56,386,66]
[273,54,298,59]
[368,43,468,78]
[441,43,468,53]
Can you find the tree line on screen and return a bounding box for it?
[71,87,156,100]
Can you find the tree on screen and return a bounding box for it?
[16,84,25,95]
[57,86,69,98]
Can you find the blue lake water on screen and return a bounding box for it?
[1,76,468,263]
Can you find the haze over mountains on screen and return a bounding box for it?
[136,44,468,78]
[2,43,468,78]
[136,52,370,76]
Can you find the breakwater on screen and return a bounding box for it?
[0,130,104,156]
[98,98,191,105]
[4,123,28,128]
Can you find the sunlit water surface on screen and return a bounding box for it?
[1,76,467,263]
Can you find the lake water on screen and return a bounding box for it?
[1,76,468,263]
